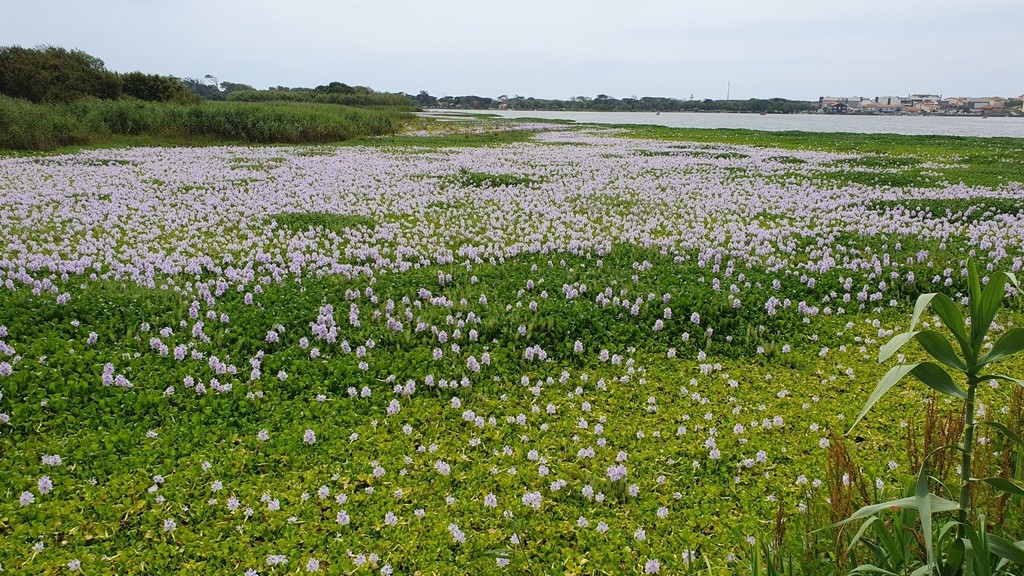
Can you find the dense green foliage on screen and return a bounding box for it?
[120,72,201,104]
[419,92,815,113]
[0,45,120,103]
[2,119,1022,574]
[620,125,1024,188]
[0,45,196,105]
[227,86,416,110]
[0,45,413,151]
[0,97,408,150]
[269,212,377,234]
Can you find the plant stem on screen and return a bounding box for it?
[958,377,978,534]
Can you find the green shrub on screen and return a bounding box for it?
[227,88,417,110]
[120,72,201,104]
[0,45,120,103]
[0,98,409,151]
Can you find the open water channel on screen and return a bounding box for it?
[432,109,1024,138]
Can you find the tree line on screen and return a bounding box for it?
[0,45,412,151]
[0,45,415,110]
[0,45,199,104]
[411,91,815,114]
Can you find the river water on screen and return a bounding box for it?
[431,109,1024,138]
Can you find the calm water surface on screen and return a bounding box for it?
[434,110,1024,138]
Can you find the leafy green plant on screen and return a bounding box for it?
[269,211,375,234]
[750,532,797,576]
[0,97,408,151]
[844,259,1024,574]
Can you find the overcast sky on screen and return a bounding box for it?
[5,0,1022,100]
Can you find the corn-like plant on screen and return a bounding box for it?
[842,260,1024,574]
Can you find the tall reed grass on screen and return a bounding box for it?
[0,97,410,150]
[227,89,417,110]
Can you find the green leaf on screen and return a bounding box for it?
[849,364,919,433]
[878,331,920,363]
[909,293,937,332]
[914,330,967,372]
[849,362,965,434]
[849,565,900,575]
[943,537,965,576]
[979,373,1024,390]
[829,494,958,529]
[909,362,966,400]
[930,293,973,358]
[987,422,1024,449]
[986,534,1024,565]
[976,477,1024,498]
[974,271,1010,351]
[848,516,882,553]
[977,327,1024,368]
[916,467,936,570]
[968,259,982,334]
[961,522,991,576]
[1005,272,1020,290]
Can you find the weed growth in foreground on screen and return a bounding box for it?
[1,129,1023,574]
[0,97,409,151]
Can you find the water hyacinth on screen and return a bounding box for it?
[0,121,1022,574]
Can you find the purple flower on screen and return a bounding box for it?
[607,464,627,482]
[448,523,466,543]
[521,491,542,510]
[41,454,62,466]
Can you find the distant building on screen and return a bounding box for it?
[818,96,868,112]
[818,93,1012,115]
[859,102,904,114]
